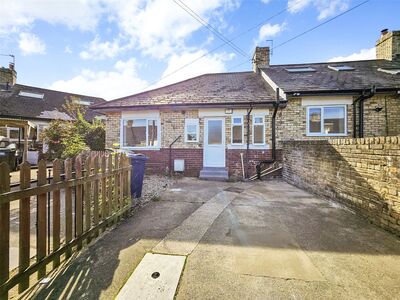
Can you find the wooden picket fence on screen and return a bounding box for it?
[0,152,131,299]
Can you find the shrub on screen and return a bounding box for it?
[41,98,105,159]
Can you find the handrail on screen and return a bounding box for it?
[169,135,182,175]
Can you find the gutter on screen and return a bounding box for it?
[353,86,375,138]
[255,88,281,179]
[286,88,398,97]
[91,100,286,112]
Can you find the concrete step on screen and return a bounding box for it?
[199,167,229,181]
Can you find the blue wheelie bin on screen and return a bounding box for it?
[127,153,148,198]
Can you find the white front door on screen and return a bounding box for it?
[204,118,225,167]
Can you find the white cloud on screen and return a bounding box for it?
[64,45,72,54]
[256,23,286,44]
[49,58,148,100]
[18,32,46,55]
[108,0,239,59]
[0,0,104,34]
[154,49,235,87]
[1,0,239,61]
[288,0,349,20]
[260,0,271,3]
[328,47,376,62]
[80,36,124,60]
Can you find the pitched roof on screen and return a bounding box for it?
[92,72,278,110]
[0,84,105,121]
[262,59,400,95]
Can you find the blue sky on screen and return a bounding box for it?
[0,0,398,100]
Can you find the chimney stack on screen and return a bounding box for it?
[376,28,400,61]
[0,63,17,87]
[252,47,270,73]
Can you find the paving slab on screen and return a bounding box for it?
[24,178,400,300]
[115,253,185,300]
[152,191,237,255]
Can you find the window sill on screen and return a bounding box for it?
[121,147,160,151]
[227,144,270,150]
[306,133,348,137]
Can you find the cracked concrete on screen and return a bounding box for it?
[27,178,400,300]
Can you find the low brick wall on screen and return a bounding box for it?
[134,148,278,178]
[136,148,203,177]
[282,137,400,236]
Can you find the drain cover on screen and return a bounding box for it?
[115,253,186,300]
[224,187,244,193]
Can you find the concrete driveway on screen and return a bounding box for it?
[28,178,400,300]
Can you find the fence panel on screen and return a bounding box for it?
[52,159,61,267]
[75,156,83,250]
[18,162,31,292]
[36,160,47,279]
[0,163,10,300]
[0,152,132,299]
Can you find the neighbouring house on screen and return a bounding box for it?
[93,29,400,180]
[0,64,105,162]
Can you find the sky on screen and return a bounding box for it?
[0,0,399,100]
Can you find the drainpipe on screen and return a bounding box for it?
[256,88,281,179]
[169,135,181,176]
[353,86,375,138]
[245,106,253,179]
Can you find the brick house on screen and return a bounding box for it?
[93,29,400,179]
[0,65,105,142]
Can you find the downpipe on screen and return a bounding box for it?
[353,86,375,138]
[256,88,281,179]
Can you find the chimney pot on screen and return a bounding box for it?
[9,63,14,70]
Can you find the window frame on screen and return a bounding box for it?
[252,115,265,145]
[8,127,20,140]
[184,118,199,143]
[231,115,244,145]
[306,105,347,136]
[120,117,160,149]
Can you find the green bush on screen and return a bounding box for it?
[41,98,105,160]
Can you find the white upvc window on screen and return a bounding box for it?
[306,105,347,136]
[184,118,199,143]
[231,116,244,145]
[121,118,160,149]
[252,115,265,145]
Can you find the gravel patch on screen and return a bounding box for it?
[134,175,176,207]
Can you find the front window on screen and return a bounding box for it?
[122,118,159,148]
[185,119,199,142]
[9,128,20,140]
[231,116,243,144]
[307,106,346,136]
[253,116,265,144]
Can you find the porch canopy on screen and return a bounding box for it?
[0,118,36,162]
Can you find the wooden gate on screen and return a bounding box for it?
[0,153,131,299]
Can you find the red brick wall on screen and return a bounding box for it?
[227,149,276,178]
[134,148,280,178]
[135,148,203,177]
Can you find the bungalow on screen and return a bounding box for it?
[92,29,400,180]
[0,65,105,163]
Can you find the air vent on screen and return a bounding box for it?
[285,67,316,73]
[328,65,355,71]
[377,68,400,75]
[18,91,44,99]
